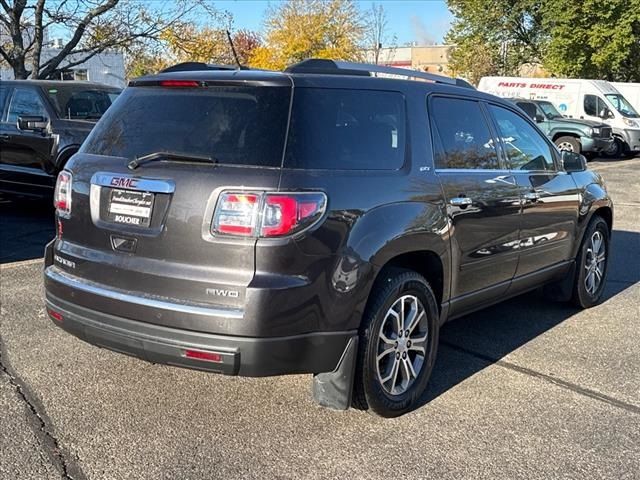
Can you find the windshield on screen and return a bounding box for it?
[605,94,640,118]
[45,85,121,120]
[81,86,291,167]
[537,101,563,119]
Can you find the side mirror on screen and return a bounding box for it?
[561,150,587,172]
[17,115,48,132]
[598,108,614,119]
[534,113,545,123]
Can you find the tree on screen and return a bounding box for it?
[363,3,396,65]
[126,26,262,77]
[249,0,365,71]
[446,0,640,83]
[0,0,223,80]
[445,0,546,82]
[541,0,640,81]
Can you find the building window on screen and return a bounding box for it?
[60,69,88,81]
[74,69,88,81]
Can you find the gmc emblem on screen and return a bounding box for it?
[110,177,138,189]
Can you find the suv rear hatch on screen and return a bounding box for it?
[48,74,292,333]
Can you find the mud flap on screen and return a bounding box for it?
[312,336,358,410]
[543,260,576,302]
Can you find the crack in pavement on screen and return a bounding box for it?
[441,340,640,415]
[0,336,87,480]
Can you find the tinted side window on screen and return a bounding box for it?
[516,101,537,121]
[489,105,555,171]
[430,97,499,169]
[7,88,47,123]
[584,94,606,117]
[0,86,11,122]
[284,88,405,170]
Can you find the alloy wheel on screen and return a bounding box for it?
[376,295,429,396]
[584,230,606,295]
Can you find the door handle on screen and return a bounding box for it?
[450,197,473,207]
[523,191,539,203]
[0,134,9,140]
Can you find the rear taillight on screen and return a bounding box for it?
[212,191,326,238]
[54,171,72,217]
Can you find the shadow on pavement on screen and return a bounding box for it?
[0,196,55,264]
[421,228,639,408]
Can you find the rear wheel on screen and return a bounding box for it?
[572,216,610,308]
[555,136,581,154]
[353,269,439,417]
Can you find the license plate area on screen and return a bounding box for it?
[107,189,155,227]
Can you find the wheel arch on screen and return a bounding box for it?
[54,145,80,171]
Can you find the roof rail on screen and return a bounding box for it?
[284,59,475,89]
[160,62,242,73]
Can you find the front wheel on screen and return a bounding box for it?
[572,216,610,308]
[603,138,624,158]
[555,136,581,154]
[353,269,439,417]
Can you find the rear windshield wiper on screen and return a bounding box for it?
[128,151,218,170]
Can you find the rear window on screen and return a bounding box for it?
[284,88,406,170]
[44,85,120,120]
[81,86,291,167]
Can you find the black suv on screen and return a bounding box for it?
[0,80,120,196]
[43,60,613,417]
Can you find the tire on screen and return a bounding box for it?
[555,136,581,154]
[352,268,439,417]
[572,216,610,308]
[603,138,623,158]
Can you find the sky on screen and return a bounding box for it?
[219,0,454,46]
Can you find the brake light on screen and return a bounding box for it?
[54,171,72,217]
[159,80,200,87]
[212,191,327,238]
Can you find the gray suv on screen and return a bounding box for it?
[44,60,613,417]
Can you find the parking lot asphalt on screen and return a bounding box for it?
[1,157,639,480]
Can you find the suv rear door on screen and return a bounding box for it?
[486,103,580,284]
[429,95,521,317]
[53,80,291,334]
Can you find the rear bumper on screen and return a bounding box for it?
[45,291,355,376]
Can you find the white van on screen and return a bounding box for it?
[478,76,640,156]
[612,83,640,115]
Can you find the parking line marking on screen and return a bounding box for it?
[442,341,640,415]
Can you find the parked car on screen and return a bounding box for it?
[43,60,613,417]
[0,80,121,197]
[507,98,613,156]
[478,76,640,157]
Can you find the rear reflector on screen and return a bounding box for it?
[47,308,64,323]
[159,80,200,87]
[183,349,223,363]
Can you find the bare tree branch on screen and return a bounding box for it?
[37,0,119,78]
